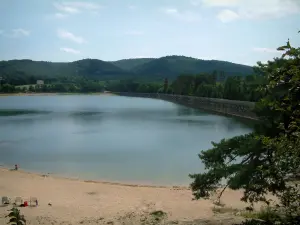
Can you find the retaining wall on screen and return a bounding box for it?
[114,92,258,120]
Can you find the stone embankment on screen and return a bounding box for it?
[115,92,258,120]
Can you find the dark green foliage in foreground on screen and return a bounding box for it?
[190,33,300,224]
[6,208,26,225]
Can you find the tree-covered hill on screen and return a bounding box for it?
[110,58,154,71]
[0,59,132,85]
[132,56,253,79]
[0,56,254,85]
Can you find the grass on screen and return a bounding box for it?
[240,206,281,222]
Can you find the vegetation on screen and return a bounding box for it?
[6,208,26,225]
[132,56,253,79]
[110,58,154,71]
[0,76,105,93]
[104,73,266,102]
[190,34,300,224]
[0,56,253,88]
[0,72,266,103]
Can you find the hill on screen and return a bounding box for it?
[0,59,132,85]
[0,56,254,85]
[110,58,154,71]
[132,56,253,79]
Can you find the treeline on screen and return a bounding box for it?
[0,78,104,93]
[105,73,267,102]
[0,73,267,102]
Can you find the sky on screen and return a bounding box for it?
[0,0,299,66]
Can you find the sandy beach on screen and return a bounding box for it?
[0,168,256,225]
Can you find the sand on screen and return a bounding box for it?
[0,168,252,225]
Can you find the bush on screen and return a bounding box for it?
[6,207,26,225]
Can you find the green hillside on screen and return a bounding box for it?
[132,56,253,79]
[110,58,154,71]
[0,56,254,85]
[0,59,132,85]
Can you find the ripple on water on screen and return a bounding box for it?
[0,109,51,116]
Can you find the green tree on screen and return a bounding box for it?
[28,85,35,92]
[163,78,168,93]
[190,35,300,223]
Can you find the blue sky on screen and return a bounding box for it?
[0,0,299,65]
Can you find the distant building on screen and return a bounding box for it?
[36,80,44,85]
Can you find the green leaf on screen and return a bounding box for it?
[277,46,286,51]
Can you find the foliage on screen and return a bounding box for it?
[241,206,281,222]
[0,56,253,87]
[110,58,154,71]
[169,73,265,101]
[6,208,26,225]
[132,56,253,79]
[190,33,300,224]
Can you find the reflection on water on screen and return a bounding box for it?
[0,95,253,185]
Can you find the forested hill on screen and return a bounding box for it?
[0,56,254,85]
[130,56,253,78]
[110,58,154,71]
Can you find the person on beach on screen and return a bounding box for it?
[15,164,18,170]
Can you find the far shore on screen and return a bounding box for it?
[0,166,272,225]
[0,92,116,96]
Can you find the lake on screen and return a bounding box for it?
[0,95,252,186]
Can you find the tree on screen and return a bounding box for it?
[189,34,300,223]
[28,85,35,92]
[163,78,168,93]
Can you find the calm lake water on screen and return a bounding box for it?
[0,95,252,185]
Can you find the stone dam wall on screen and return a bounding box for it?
[114,92,258,120]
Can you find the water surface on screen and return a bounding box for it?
[0,95,252,185]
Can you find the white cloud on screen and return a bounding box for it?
[55,13,68,19]
[125,30,144,36]
[202,0,300,22]
[53,1,101,15]
[53,2,79,14]
[0,29,30,38]
[164,8,178,14]
[253,47,281,54]
[217,9,239,23]
[57,29,85,44]
[60,47,80,54]
[201,0,239,7]
[65,2,100,10]
[162,8,201,22]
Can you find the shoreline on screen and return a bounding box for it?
[0,166,189,190]
[0,166,250,224]
[0,92,115,96]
